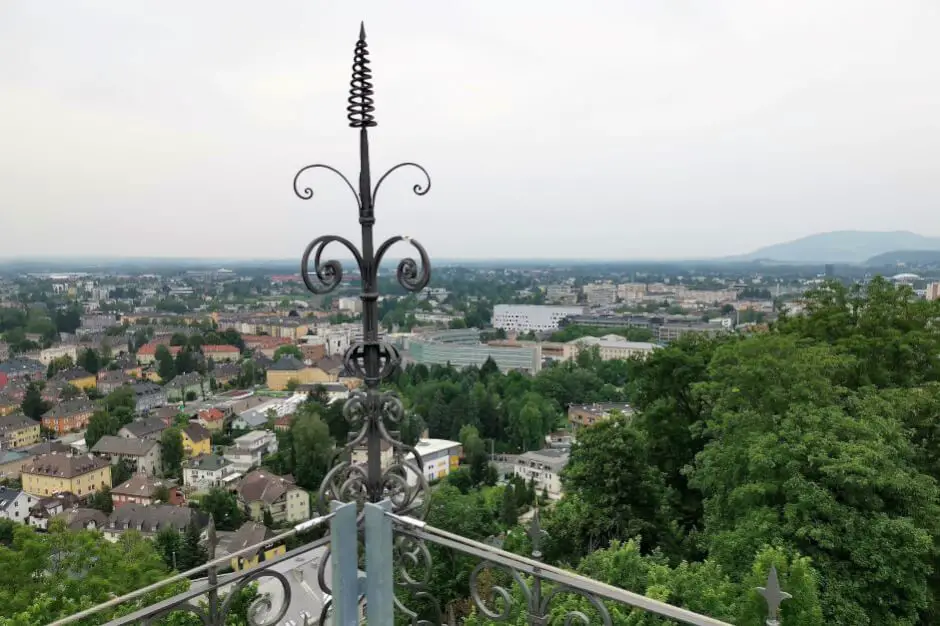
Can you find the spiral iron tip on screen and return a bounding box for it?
[348,22,377,128]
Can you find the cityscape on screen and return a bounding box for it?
[4,2,940,626]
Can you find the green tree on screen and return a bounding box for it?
[274,344,304,361]
[155,344,176,382]
[198,488,244,531]
[499,484,518,526]
[291,407,333,491]
[46,354,74,378]
[85,410,119,448]
[161,427,185,479]
[76,347,101,374]
[20,383,48,420]
[87,487,114,514]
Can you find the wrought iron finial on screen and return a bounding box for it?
[757,565,791,626]
[528,505,547,561]
[348,22,376,128]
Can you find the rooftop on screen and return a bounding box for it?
[91,435,159,457]
[24,452,110,478]
[183,454,230,472]
[111,474,176,498]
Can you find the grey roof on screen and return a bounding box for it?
[111,474,175,498]
[0,486,23,510]
[42,399,93,419]
[24,453,110,478]
[184,453,230,472]
[52,367,93,382]
[121,416,168,439]
[132,382,164,396]
[268,356,304,371]
[228,521,275,558]
[0,413,37,434]
[60,507,109,530]
[0,358,44,375]
[236,470,297,505]
[233,410,268,428]
[183,423,211,443]
[92,435,159,457]
[0,449,29,465]
[106,504,207,534]
[518,448,570,472]
[22,440,71,456]
[166,372,204,389]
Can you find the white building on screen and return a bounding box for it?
[405,438,461,485]
[336,297,362,314]
[182,454,237,493]
[224,431,279,473]
[562,335,657,362]
[38,344,79,365]
[491,305,584,333]
[0,486,36,523]
[582,282,618,307]
[514,449,569,499]
[926,282,940,301]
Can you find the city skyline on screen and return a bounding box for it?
[2,1,939,260]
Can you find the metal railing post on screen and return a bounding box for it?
[331,500,360,626]
[365,500,394,626]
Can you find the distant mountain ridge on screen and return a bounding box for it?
[865,249,940,267]
[731,230,940,264]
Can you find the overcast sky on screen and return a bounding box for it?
[2,1,939,260]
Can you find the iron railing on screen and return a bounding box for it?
[47,23,791,626]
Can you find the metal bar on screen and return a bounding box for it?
[365,500,394,626]
[331,500,360,626]
[396,526,733,626]
[47,514,334,626]
[104,537,331,626]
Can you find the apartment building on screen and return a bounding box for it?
[234,470,310,524]
[91,436,162,475]
[41,399,94,435]
[224,431,278,473]
[562,335,657,362]
[491,305,585,333]
[183,454,237,493]
[21,453,112,499]
[111,474,184,508]
[582,282,618,307]
[0,413,41,449]
[405,438,461,485]
[514,448,569,499]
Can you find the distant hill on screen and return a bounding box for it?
[731,231,940,264]
[865,249,940,267]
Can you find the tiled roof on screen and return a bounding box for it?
[183,454,230,472]
[198,408,225,422]
[42,399,93,419]
[268,356,304,371]
[111,474,175,498]
[228,521,275,558]
[24,452,110,478]
[120,416,168,438]
[106,504,206,534]
[202,344,240,353]
[52,367,93,382]
[183,423,211,443]
[0,413,37,433]
[236,470,297,505]
[91,435,159,457]
[137,343,182,356]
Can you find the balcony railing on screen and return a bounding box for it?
[48,499,787,626]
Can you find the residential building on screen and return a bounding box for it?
[514,448,569,499]
[51,367,97,391]
[97,370,131,394]
[0,413,41,449]
[0,449,31,480]
[231,409,271,431]
[656,321,728,342]
[196,408,226,432]
[562,335,657,362]
[136,343,182,365]
[201,344,240,361]
[0,358,45,382]
[927,282,940,301]
[119,416,169,440]
[273,414,294,432]
[265,356,337,391]
[582,282,618,307]
[405,438,461,485]
[210,363,241,386]
[165,372,205,402]
[21,453,112,498]
[242,335,293,358]
[545,284,578,305]
[59,507,109,531]
[183,454,236,493]
[567,402,634,429]
[294,382,350,403]
[37,344,79,366]
[111,474,184,508]
[131,382,167,413]
[233,470,310,524]
[0,486,36,523]
[103,504,208,542]
[80,314,119,333]
[228,521,286,571]
[91,436,162,475]
[182,423,211,458]
[224,431,278,473]
[491,304,585,333]
[0,393,19,416]
[41,399,94,435]
[29,493,80,530]
[299,343,326,364]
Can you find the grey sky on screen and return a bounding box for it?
[2,1,939,260]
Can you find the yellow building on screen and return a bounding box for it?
[54,367,97,391]
[22,453,111,498]
[182,423,212,457]
[228,521,286,572]
[0,396,20,417]
[0,413,41,449]
[265,357,337,391]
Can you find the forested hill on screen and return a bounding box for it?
[396,277,940,625]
